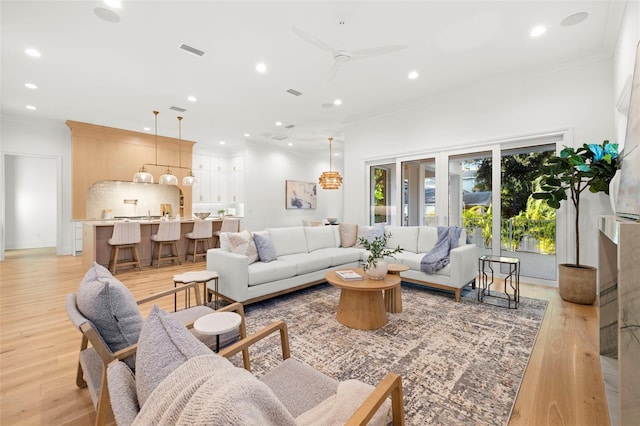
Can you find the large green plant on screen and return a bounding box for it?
[532,140,620,267]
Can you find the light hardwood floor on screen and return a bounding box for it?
[0,249,609,425]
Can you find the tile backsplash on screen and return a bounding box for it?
[86,181,181,218]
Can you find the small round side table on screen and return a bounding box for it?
[194,311,241,352]
[385,263,409,313]
[172,270,219,311]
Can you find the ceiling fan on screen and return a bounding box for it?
[291,26,408,79]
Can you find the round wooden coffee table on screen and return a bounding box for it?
[325,268,401,330]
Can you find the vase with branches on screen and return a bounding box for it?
[358,233,403,280]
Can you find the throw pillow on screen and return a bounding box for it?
[339,223,358,247]
[227,229,259,264]
[82,261,114,283]
[355,224,384,247]
[253,233,277,262]
[135,305,212,407]
[76,274,143,369]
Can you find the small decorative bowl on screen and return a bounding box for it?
[194,212,210,219]
[327,217,339,225]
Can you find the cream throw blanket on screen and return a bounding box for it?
[134,355,391,425]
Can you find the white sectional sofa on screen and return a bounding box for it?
[206,224,477,304]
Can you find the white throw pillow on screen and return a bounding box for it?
[227,229,259,264]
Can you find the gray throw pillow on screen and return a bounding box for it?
[254,233,277,262]
[76,272,143,369]
[135,305,212,407]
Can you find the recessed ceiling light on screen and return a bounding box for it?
[288,142,293,146]
[333,99,343,106]
[143,127,151,132]
[256,63,267,73]
[25,48,41,58]
[275,121,282,126]
[94,7,120,23]
[25,83,38,89]
[26,105,37,110]
[219,141,225,145]
[187,95,197,102]
[408,71,419,80]
[561,12,589,27]
[334,152,339,157]
[104,0,121,9]
[530,25,546,37]
[244,133,250,137]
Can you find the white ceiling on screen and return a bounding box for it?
[0,1,626,154]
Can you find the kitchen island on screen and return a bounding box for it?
[81,218,234,270]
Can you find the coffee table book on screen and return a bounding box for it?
[335,270,364,281]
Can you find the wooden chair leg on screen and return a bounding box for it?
[131,245,142,271]
[172,241,182,264]
[111,246,120,274]
[95,368,111,426]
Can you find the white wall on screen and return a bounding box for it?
[1,113,73,256]
[343,57,615,274]
[613,1,640,146]
[242,141,343,231]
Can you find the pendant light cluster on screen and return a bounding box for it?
[132,111,197,186]
[318,137,343,190]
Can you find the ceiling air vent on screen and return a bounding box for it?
[271,134,288,141]
[179,43,205,57]
[286,89,302,96]
[169,106,187,113]
[284,124,295,129]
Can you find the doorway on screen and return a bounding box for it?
[3,154,59,256]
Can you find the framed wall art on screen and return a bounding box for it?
[286,180,317,209]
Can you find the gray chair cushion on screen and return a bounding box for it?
[106,361,139,426]
[135,305,211,407]
[260,358,339,418]
[76,265,143,368]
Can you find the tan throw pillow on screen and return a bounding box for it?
[339,223,358,247]
[227,229,259,264]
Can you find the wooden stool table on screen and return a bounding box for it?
[326,268,400,330]
[385,263,409,313]
[172,270,219,311]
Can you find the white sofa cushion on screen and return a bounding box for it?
[384,226,419,253]
[267,227,308,256]
[279,252,332,275]
[417,226,467,253]
[400,252,451,277]
[248,260,298,286]
[312,247,364,266]
[304,226,337,252]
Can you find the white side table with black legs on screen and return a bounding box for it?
[172,270,219,311]
[193,312,242,352]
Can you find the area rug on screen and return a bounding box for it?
[237,283,547,425]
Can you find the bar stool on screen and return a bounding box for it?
[185,219,213,263]
[150,220,182,267]
[107,221,142,274]
[212,217,241,248]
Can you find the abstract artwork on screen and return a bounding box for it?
[286,180,317,209]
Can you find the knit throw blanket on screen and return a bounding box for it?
[420,226,463,274]
[133,355,297,426]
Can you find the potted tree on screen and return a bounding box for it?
[533,140,620,304]
[358,233,403,280]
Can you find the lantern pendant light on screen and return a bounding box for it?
[318,137,342,190]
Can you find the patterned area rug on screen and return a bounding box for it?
[238,283,547,425]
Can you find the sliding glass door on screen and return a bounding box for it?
[401,157,437,226]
